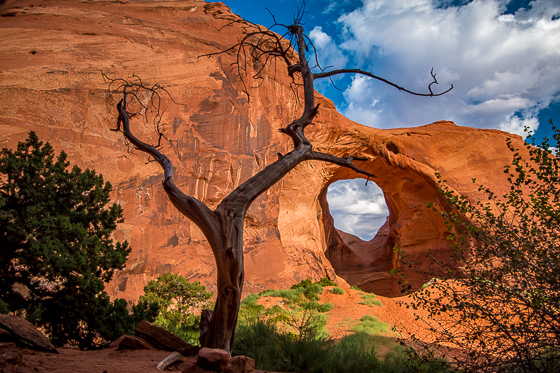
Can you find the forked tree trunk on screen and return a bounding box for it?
[112,18,448,353]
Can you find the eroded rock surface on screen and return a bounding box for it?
[0,315,57,353]
[0,0,528,298]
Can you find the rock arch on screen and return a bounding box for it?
[0,0,530,300]
[276,108,528,297]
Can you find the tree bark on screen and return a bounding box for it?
[110,23,410,355]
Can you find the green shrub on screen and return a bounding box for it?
[408,122,560,371]
[261,283,323,303]
[284,303,329,341]
[233,320,280,369]
[0,132,157,349]
[318,302,334,313]
[316,277,337,287]
[290,279,314,290]
[240,293,261,307]
[360,293,383,307]
[0,300,9,315]
[303,284,323,301]
[350,285,362,291]
[352,315,390,335]
[291,277,336,289]
[331,287,345,295]
[138,272,212,345]
[234,320,448,373]
[259,288,303,304]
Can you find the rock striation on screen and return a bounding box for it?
[0,0,530,298]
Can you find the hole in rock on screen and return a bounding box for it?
[326,179,389,241]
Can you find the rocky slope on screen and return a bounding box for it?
[0,0,528,301]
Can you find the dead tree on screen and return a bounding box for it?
[106,11,452,354]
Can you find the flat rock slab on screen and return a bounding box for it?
[134,321,193,352]
[118,335,156,350]
[0,315,57,353]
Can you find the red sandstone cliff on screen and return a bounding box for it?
[0,0,529,300]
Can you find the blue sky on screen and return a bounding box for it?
[221,0,560,239]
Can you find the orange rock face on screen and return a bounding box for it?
[0,0,528,300]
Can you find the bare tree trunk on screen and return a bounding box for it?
[108,14,450,354]
[198,210,245,351]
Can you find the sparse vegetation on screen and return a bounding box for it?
[352,315,390,335]
[360,293,383,307]
[315,277,337,287]
[331,287,345,295]
[408,122,560,372]
[138,272,212,345]
[234,279,447,373]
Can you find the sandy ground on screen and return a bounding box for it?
[0,348,192,373]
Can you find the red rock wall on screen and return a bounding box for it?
[0,0,529,300]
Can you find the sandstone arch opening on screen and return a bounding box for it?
[326,179,389,241]
[317,151,457,297]
[321,177,397,296]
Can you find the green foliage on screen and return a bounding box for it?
[317,302,334,312]
[315,277,337,287]
[240,293,260,307]
[331,287,345,295]
[240,289,331,343]
[260,282,323,304]
[410,122,560,372]
[0,132,155,349]
[360,293,383,307]
[352,315,390,335]
[0,299,9,315]
[350,285,362,291]
[259,288,305,304]
[291,277,336,289]
[138,272,212,345]
[303,284,323,301]
[290,278,314,290]
[236,281,447,372]
[234,320,448,373]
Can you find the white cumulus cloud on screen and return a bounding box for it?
[312,0,560,136]
[326,179,389,240]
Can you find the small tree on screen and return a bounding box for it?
[408,123,560,372]
[0,132,156,348]
[139,272,213,344]
[106,8,451,354]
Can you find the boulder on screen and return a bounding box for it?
[109,335,126,349]
[135,321,194,352]
[224,356,255,373]
[196,348,230,372]
[156,351,186,371]
[0,315,57,353]
[118,335,157,350]
[0,349,23,365]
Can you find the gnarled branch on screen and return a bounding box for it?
[313,68,453,97]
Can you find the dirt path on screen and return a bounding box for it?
[1,348,183,373]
